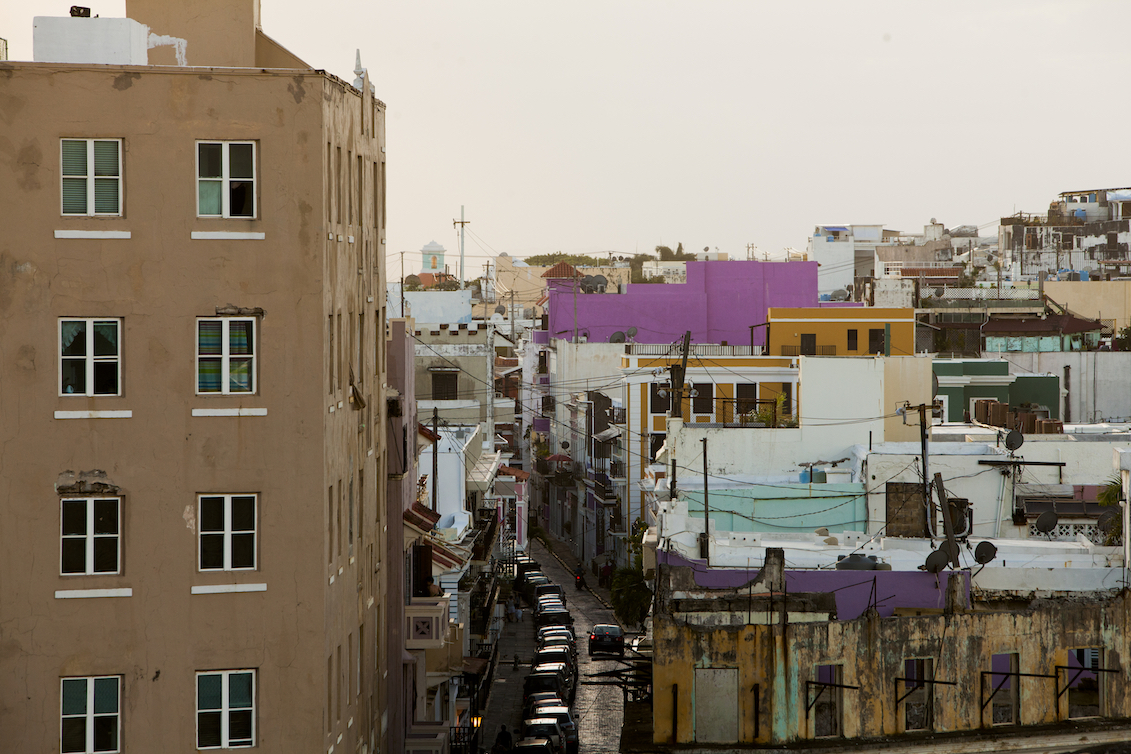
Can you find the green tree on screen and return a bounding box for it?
[1098,473,1124,546]
[523,252,605,267]
[610,518,652,627]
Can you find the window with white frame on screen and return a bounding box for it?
[61,139,122,216]
[199,494,257,571]
[61,498,120,575]
[61,675,120,753]
[197,318,256,394]
[197,670,255,749]
[60,319,121,396]
[197,142,256,218]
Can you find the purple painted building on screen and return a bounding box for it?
[547,260,818,346]
[660,549,969,621]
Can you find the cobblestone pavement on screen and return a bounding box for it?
[482,539,626,754]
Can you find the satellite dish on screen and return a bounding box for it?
[974,541,998,564]
[494,304,506,316]
[609,331,626,343]
[932,373,939,398]
[934,288,945,297]
[593,274,607,286]
[1035,510,1059,534]
[1005,430,1024,451]
[560,441,569,450]
[924,549,949,574]
[627,326,638,338]
[814,527,830,537]
[940,539,961,562]
[823,537,839,546]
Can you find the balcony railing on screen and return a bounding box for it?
[780,345,836,356]
[610,460,626,479]
[627,343,764,356]
[608,406,627,424]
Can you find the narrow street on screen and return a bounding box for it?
[481,539,626,753]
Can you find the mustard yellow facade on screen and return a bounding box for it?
[768,307,916,357]
[654,583,1131,745]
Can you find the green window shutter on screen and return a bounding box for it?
[93,178,119,214]
[92,141,118,176]
[61,140,87,176]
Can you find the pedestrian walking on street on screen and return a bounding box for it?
[493,723,512,752]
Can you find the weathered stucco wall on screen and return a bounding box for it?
[0,58,390,752]
[655,587,1131,745]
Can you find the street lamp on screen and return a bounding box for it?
[471,714,482,729]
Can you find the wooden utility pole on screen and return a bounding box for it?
[453,206,470,288]
[669,331,692,500]
[432,407,439,512]
[702,436,709,567]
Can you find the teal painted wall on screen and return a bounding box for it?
[683,483,866,533]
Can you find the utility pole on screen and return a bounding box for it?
[906,402,936,538]
[669,331,692,500]
[453,206,470,288]
[511,289,516,341]
[399,251,406,317]
[432,407,439,512]
[701,436,709,567]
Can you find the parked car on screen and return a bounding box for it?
[535,595,565,614]
[533,647,576,688]
[537,634,577,659]
[531,704,579,754]
[522,575,552,604]
[534,583,566,607]
[523,672,568,709]
[534,608,574,630]
[513,737,555,754]
[522,717,567,754]
[537,625,575,643]
[588,624,625,657]
[523,691,565,718]
[531,662,574,699]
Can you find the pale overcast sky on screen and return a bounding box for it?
[5,1,1131,276]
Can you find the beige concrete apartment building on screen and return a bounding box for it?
[0,2,402,752]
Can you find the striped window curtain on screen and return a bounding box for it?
[197,321,222,392]
[228,320,253,392]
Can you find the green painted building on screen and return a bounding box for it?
[933,359,1059,422]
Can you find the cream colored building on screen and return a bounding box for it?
[0,2,413,752]
[476,253,631,319]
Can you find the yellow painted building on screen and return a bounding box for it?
[768,307,916,357]
[653,559,1131,745]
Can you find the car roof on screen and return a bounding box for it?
[593,623,621,631]
[524,717,560,726]
[532,705,571,715]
